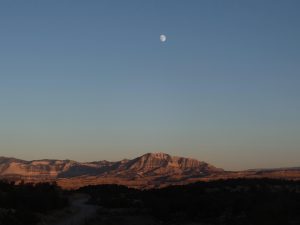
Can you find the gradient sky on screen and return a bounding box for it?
[0,0,299,170]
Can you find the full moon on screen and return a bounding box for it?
[160,34,167,42]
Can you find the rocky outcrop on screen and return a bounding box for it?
[114,152,222,177]
[0,158,77,178]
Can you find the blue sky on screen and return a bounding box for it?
[0,0,299,170]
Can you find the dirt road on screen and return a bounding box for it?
[41,194,98,225]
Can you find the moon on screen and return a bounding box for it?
[160,34,167,42]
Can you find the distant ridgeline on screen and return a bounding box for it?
[0,153,299,189]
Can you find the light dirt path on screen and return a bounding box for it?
[40,194,98,225]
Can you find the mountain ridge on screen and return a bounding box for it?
[0,153,299,189]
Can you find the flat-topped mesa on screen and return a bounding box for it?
[126,152,172,171]
[124,152,221,175]
[0,158,77,178]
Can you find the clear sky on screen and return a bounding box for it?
[0,0,299,170]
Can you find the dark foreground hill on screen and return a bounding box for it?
[1,179,299,225]
[0,181,68,225]
[78,179,300,225]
